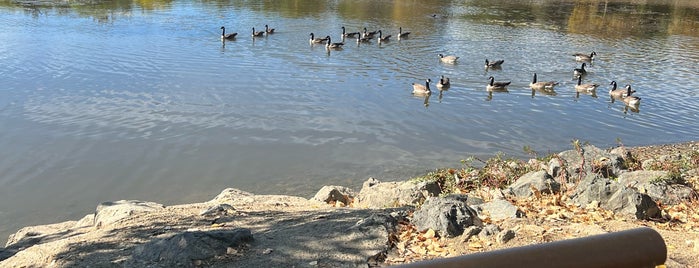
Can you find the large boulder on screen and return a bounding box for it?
[618,170,697,205]
[411,195,481,238]
[354,178,440,208]
[557,145,624,180]
[569,174,660,219]
[130,229,254,267]
[508,170,560,198]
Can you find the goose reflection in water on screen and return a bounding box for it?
[486,89,509,101]
[575,91,598,99]
[530,88,557,98]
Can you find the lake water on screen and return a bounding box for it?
[1,0,698,244]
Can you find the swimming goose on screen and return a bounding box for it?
[309,33,328,44]
[398,27,410,39]
[325,36,344,49]
[265,24,275,34]
[357,34,371,43]
[438,54,459,64]
[529,73,558,90]
[622,84,641,106]
[342,26,360,38]
[608,81,635,98]
[437,75,450,89]
[575,76,599,92]
[573,51,596,62]
[363,28,378,39]
[487,76,510,91]
[220,26,237,40]
[252,27,265,37]
[573,63,587,77]
[412,79,432,95]
[377,30,391,42]
[485,59,504,69]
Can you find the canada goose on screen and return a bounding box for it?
[252,27,265,37]
[487,76,510,91]
[342,26,360,38]
[575,76,599,92]
[309,33,328,44]
[609,80,635,98]
[357,34,371,43]
[573,63,587,77]
[622,84,641,106]
[485,59,504,69]
[412,79,432,95]
[438,54,459,64]
[265,24,275,34]
[220,26,237,40]
[363,28,378,39]
[398,27,410,39]
[573,51,596,62]
[529,73,558,90]
[377,30,391,42]
[325,36,344,49]
[437,75,450,89]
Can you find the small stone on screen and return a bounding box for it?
[424,229,436,239]
[309,260,318,266]
[586,200,600,209]
[496,229,515,244]
[226,247,238,255]
[193,260,202,266]
[262,248,273,255]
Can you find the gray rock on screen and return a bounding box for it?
[312,185,356,205]
[606,188,660,220]
[474,199,524,221]
[496,229,516,244]
[459,226,483,242]
[94,200,165,228]
[548,158,566,179]
[355,178,440,208]
[411,195,481,238]
[558,144,624,180]
[569,174,620,206]
[618,170,697,205]
[508,170,560,198]
[479,224,501,237]
[569,174,660,219]
[130,228,254,267]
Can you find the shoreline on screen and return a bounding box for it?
[1,140,697,267]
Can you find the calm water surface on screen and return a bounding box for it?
[1,0,698,243]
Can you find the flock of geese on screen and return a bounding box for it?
[413,51,642,109]
[219,25,642,109]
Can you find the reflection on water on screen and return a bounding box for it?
[1,0,699,245]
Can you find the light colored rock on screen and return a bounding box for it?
[475,199,525,221]
[354,178,440,208]
[312,185,356,205]
[94,200,165,228]
[508,170,560,198]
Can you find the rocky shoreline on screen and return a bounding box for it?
[1,142,698,267]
